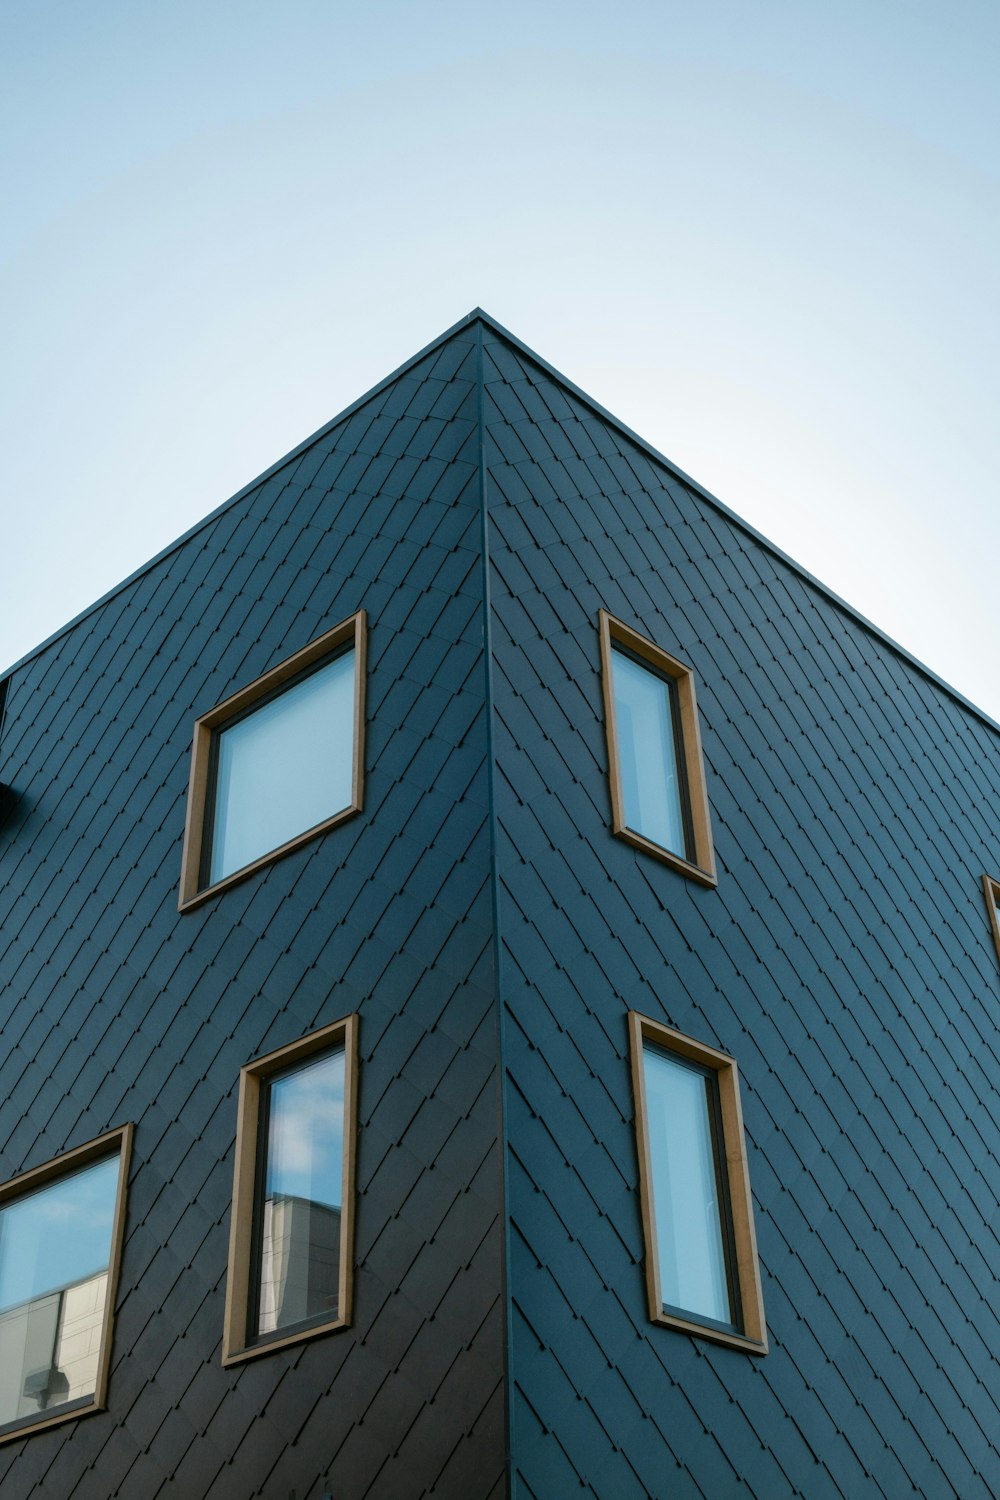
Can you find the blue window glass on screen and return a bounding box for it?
[254,1046,346,1339]
[611,647,689,858]
[642,1046,735,1328]
[0,1156,119,1426]
[208,648,356,885]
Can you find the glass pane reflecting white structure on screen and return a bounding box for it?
[643,1046,732,1326]
[255,1047,346,1338]
[0,1156,119,1427]
[611,647,687,858]
[210,649,355,885]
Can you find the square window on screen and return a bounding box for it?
[179,612,366,909]
[222,1016,359,1365]
[983,875,1000,970]
[0,1126,133,1443]
[628,1013,766,1353]
[599,611,716,885]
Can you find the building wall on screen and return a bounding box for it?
[3,314,1000,1498]
[481,326,1000,1498]
[0,324,505,1499]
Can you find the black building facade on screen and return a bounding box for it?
[1,311,999,1498]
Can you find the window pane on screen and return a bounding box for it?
[643,1048,731,1326]
[256,1048,346,1338]
[210,649,355,885]
[611,649,687,856]
[0,1156,118,1425]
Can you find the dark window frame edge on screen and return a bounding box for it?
[599,610,717,886]
[221,1014,360,1368]
[0,1123,134,1446]
[627,1011,767,1355]
[178,610,367,912]
[982,874,1000,971]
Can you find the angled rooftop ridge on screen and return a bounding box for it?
[4,310,997,744]
[477,311,1000,740]
[0,309,485,683]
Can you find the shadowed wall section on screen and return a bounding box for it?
[0,324,505,1500]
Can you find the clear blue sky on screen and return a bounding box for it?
[2,2,997,717]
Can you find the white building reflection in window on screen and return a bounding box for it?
[255,1047,346,1337]
[0,1153,121,1430]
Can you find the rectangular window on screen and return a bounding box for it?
[628,1013,766,1353]
[611,647,691,857]
[0,1126,133,1443]
[599,611,716,885]
[179,611,366,910]
[983,875,1000,970]
[223,1016,358,1365]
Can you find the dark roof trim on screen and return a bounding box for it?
[481,312,1000,740]
[0,310,485,682]
[4,309,997,741]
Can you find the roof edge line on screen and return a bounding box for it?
[474,312,1000,741]
[5,306,997,745]
[0,310,487,681]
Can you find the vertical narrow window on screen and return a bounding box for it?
[223,1016,358,1365]
[599,611,716,885]
[611,647,690,857]
[628,1013,766,1353]
[982,875,1000,970]
[0,1126,133,1443]
[179,611,366,910]
[254,1047,346,1338]
[643,1046,735,1327]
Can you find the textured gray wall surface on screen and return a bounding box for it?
[0,324,504,1500]
[481,326,1000,1499]
[2,313,1000,1499]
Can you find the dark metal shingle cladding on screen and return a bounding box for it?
[481,326,1000,1499]
[0,326,505,1500]
[3,312,1000,1499]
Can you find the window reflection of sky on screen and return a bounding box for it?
[644,1048,730,1326]
[612,648,685,856]
[265,1049,345,1210]
[0,1156,118,1312]
[211,650,355,883]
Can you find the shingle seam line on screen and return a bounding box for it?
[476,319,516,1499]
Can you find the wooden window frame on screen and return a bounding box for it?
[0,677,10,813]
[628,1012,767,1354]
[222,1015,359,1367]
[0,1124,134,1445]
[179,611,367,912]
[599,610,717,886]
[982,875,1000,970]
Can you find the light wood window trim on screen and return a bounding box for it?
[628,1012,766,1354]
[179,610,367,911]
[222,1014,359,1367]
[0,1123,134,1445]
[599,610,717,886]
[982,875,1000,970]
